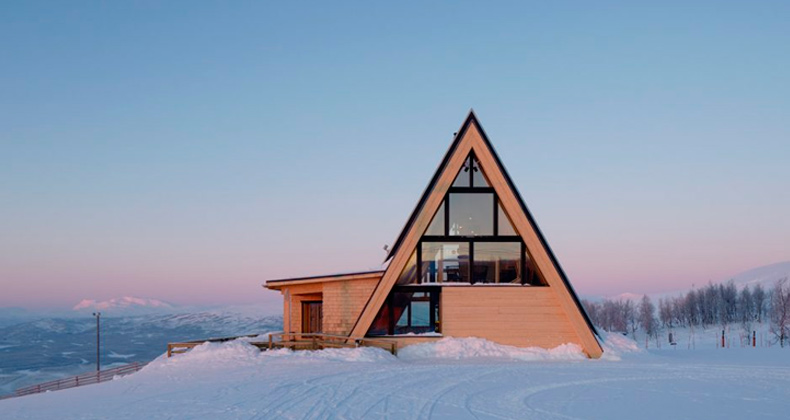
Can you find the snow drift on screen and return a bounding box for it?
[398,337,589,361]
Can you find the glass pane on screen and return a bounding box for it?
[391,292,412,333]
[471,157,490,188]
[369,290,441,336]
[474,242,522,284]
[411,301,430,327]
[393,291,434,334]
[452,157,471,187]
[396,305,409,327]
[448,193,494,236]
[425,201,445,236]
[421,242,470,283]
[396,251,418,285]
[368,299,391,335]
[497,202,517,236]
[524,251,547,286]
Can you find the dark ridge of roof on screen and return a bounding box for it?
[382,111,599,337]
[265,270,385,284]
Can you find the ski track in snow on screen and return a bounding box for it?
[2,340,790,420]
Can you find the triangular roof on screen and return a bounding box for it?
[350,111,602,357]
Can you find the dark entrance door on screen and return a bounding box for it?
[302,301,322,334]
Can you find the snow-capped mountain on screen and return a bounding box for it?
[72,297,176,315]
[606,292,645,302]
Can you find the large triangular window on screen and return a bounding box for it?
[368,153,545,336]
[404,152,546,286]
[418,152,545,285]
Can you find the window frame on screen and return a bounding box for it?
[370,286,441,336]
[414,152,545,286]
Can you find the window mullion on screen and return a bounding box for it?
[444,197,449,236]
[493,197,498,236]
[469,241,475,285]
[468,156,474,187]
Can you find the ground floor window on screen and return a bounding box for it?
[367,286,440,336]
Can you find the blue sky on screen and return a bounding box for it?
[1,1,789,308]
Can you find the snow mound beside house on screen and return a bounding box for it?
[144,334,634,377]
[259,346,395,363]
[598,331,642,361]
[145,338,396,374]
[398,337,588,361]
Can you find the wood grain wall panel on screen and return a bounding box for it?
[322,278,379,335]
[440,287,582,349]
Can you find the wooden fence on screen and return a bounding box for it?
[1,361,147,400]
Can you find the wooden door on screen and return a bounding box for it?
[302,301,323,333]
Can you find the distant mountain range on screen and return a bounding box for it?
[73,297,176,314]
[586,260,790,302]
[727,261,790,289]
[0,304,283,396]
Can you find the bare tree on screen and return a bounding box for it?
[719,281,738,327]
[624,300,638,338]
[739,286,754,337]
[582,299,599,325]
[753,284,767,323]
[770,278,790,347]
[639,295,658,345]
[658,298,673,329]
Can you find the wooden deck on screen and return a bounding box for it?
[167,332,398,358]
[262,332,398,355]
[166,334,262,357]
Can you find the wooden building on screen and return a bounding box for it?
[265,112,603,358]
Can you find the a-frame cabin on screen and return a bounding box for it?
[265,112,603,358]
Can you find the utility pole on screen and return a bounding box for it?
[92,312,101,371]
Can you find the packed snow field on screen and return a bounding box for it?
[3,333,789,420]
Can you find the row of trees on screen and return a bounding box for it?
[582,278,790,347]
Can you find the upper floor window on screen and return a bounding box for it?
[452,155,490,188]
[406,152,547,287]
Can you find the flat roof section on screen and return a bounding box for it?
[264,270,385,289]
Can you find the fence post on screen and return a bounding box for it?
[269,334,273,350]
[721,330,725,348]
[753,331,756,348]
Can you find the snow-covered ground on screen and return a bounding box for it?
[2,334,789,420]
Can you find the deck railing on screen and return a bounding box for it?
[265,332,398,355]
[166,334,263,357]
[2,361,147,400]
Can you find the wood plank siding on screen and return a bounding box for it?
[272,272,382,335]
[440,287,580,349]
[322,278,379,335]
